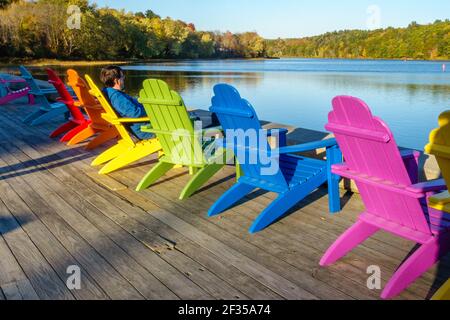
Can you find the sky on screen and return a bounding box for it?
[92,0,450,39]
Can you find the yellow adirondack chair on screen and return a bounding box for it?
[432,279,450,300]
[84,75,162,174]
[426,112,450,301]
[426,111,450,211]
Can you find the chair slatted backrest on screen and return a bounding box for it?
[67,69,108,127]
[19,65,49,107]
[426,111,450,187]
[46,68,85,122]
[327,96,430,234]
[84,75,134,145]
[139,79,202,166]
[210,84,288,190]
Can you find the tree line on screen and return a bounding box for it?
[266,20,450,60]
[1,0,449,61]
[0,0,265,60]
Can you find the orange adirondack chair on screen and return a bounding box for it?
[66,69,119,149]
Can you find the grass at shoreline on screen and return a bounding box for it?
[0,59,133,67]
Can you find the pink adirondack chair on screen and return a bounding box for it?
[0,74,33,105]
[320,96,450,299]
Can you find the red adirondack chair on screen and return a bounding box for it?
[320,96,450,299]
[46,68,91,142]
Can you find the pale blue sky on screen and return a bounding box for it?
[92,0,450,39]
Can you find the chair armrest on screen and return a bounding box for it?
[278,138,337,154]
[400,149,421,159]
[101,113,149,125]
[407,179,447,194]
[29,90,45,96]
[141,125,223,139]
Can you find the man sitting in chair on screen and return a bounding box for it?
[100,66,218,140]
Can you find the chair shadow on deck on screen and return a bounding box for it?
[0,215,34,236]
[0,148,93,181]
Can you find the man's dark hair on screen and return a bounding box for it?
[100,66,124,87]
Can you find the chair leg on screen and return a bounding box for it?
[327,145,342,213]
[249,191,301,233]
[179,164,224,200]
[23,109,46,124]
[320,219,379,266]
[50,121,78,138]
[60,122,90,142]
[208,182,255,217]
[381,232,450,300]
[30,107,66,126]
[250,172,329,233]
[99,140,162,175]
[67,126,97,146]
[136,162,176,191]
[85,128,119,150]
[92,142,131,167]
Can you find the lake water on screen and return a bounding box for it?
[4,58,450,149]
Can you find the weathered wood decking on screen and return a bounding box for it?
[0,99,449,300]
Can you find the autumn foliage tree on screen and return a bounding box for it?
[0,0,267,60]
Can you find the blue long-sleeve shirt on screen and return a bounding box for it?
[102,87,153,140]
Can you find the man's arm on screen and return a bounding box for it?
[109,90,146,118]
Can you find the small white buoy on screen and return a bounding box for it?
[443,64,447,72]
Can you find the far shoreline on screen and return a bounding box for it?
[0,56,449,68]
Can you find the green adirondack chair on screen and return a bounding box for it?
[136,79,234,200]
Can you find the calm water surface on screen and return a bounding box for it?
[3,58,449,149]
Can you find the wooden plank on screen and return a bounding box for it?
[85,171,128,191]
[0,142,178,300]
[41,157,249,300]
[0,111,284,298]
[57,159,283,300]
[0,128,208,300]
[0,153,111,300]
[1,279,39,300]
[0,235,39,300]
[0,150,146,300]
[0,198,74,300]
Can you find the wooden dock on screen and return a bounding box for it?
[0,100,449,300]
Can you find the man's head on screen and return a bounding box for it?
[100,65,125,90]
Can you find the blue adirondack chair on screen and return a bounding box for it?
[208,84,342,233]
[20,66,68,126]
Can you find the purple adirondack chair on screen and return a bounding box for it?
[320,96,450,299]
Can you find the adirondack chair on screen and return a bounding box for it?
[425,111,450,302]
[432,279,450,300]
[20,66,67,125]
[426,111,450,212]
[65,69,118,148]
[45,68,92,142]
[85,75,162,174]
[0,74,33,105]
[136,79,233,200]
[207,84,342,233]
[320,96,450,299]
